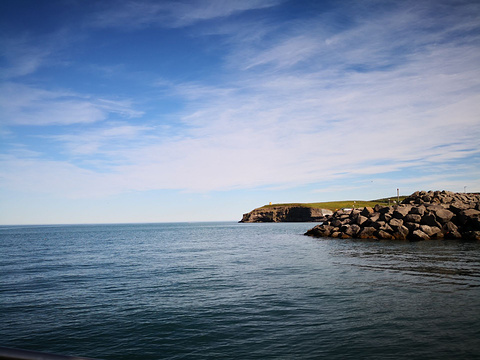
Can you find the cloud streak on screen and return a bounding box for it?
[89,0,283,29]
[0,83,143,126]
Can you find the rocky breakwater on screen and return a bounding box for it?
[305,191,480,241]
[240,205,333,223]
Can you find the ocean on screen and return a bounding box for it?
[1,222,479,360]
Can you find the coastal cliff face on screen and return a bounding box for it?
[305,191,480,241]
[240,206,333,223]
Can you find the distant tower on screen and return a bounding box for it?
[269,202,272,205]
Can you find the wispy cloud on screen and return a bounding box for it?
[0,27,82,79]
[48,123,153,158]
[89,0,283,29]
[0,83,143,126]
[0,36,52,79]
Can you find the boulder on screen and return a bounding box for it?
[358,227,378,239]
[441,196,453,204]
[423,194,432,202]
[411,230,431,241]
[392,206,410,219]
[410,205,426,216]
[376,230,395,240]
[331,219,344,227]
[393,225,410,240]
[380,223,393,233]
[449,202,470,214]
[404,214,422,223]
[356,215,369,226]
[376,205,391,214]
[405,222,420,232]
[420,225,442,238]
[457,209,480,228]
[305,225,333,237]
[349,210,361,222]
[421,214,441,228]
[443,221,458,233]
[343,224,361,237]
[361,207,374,217]
[432,208,454,224]
[380,213,392,222]
[389,218,404,230]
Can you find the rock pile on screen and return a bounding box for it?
[305,191,480,241]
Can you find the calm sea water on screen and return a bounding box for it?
[1,222,479,360]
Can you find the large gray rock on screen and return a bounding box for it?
[358,227,377,239]
[410,205,426,216]
[432,208,455,224]
[443,221,458,233]
[343,224,361,237]
[376,230,395,240]
[361,207,374,217]
[405,214,422,223]
[356,215,369,226]
[411,230,431,241]
[393,225,410,240]
[457,209,480,227]
[389,218,404,230]
[331,218,344,227]
[420,225,442,238]
[380,213,392,222]
[421,214,441,228]
[393,205,411,218]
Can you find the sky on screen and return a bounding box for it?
[0,0,479,225]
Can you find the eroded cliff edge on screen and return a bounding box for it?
[240,205,333,223]
[305,191,480,241]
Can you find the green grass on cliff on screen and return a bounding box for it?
[261,196,408,212]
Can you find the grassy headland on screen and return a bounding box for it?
[261,196,408,212]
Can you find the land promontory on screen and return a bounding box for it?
[240,205,333,223]
[305,191,480,241]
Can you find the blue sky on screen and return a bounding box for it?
[1,0,479,224]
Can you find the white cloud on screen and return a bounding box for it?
[0,28,81,80]
[244,35,322,70]
[0,36,51,79]
[0,83,143,126]
[170,0,283,26]
[48,124,153,156]
[90,0,283,29]
[0,155,124,198]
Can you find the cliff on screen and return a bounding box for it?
[305,190,480,241]
[240,205,333,223]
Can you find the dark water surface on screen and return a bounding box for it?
[1,222,479,359]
